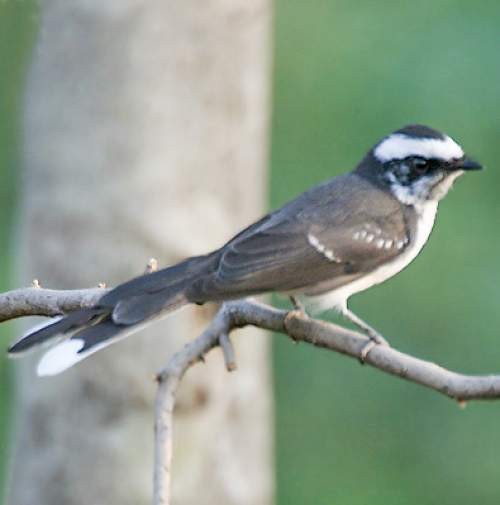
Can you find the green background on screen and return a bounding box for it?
[0,0,38,495]
[1,1,500,503]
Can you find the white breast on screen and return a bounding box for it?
[308,201,438,312]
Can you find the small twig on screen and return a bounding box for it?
[219,332,237,372]
[145,258,159,274]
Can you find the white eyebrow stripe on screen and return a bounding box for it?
[374,134,464,162]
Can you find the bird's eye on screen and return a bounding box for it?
[412,157,428,174]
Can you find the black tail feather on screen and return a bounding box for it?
[8,252,220,371]
[99,254,218,306]
[8,307,107,354]
[112,290,188,325]
[72,317,124,353]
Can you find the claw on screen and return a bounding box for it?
[359,334,389,364]
[359,341,377,363]
[366,329,389,347]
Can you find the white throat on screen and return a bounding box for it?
[388,170,464,207]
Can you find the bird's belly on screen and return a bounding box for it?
[304,201,438,313]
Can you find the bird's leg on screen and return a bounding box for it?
[340,307,389,360]
[289,295,307,314]
[287,296,309,345]
[342,307,389,344]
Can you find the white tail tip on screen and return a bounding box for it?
[37,339,84,377]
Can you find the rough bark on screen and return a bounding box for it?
[7,1,273,504]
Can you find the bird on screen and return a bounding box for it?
[8,124,482,375]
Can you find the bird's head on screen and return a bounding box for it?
[358,124,482,206]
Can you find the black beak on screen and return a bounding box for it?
[460,156,483,171]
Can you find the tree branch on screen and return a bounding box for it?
[0,286,109,322]
[2,287,500,505]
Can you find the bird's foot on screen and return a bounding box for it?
[365,328,389,347]
[339,307,389,362]
[285,296,309,345]
[359,329,389,362]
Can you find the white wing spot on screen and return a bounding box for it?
[366,234,374,243]
[384,240,393,250]
[324,250,336,261]
[364,223,382,235]
[307,233,341,263]
[397,240,405,250]
[353,231,361,240]
[376,239,385,249]
[308,233,321,249]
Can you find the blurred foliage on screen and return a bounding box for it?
[0,0,38,496]
[1,0,500,504]
[272,1,500,504]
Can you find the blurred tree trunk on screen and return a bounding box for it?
[7,1,273,504]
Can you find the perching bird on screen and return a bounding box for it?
[8,124,482,375]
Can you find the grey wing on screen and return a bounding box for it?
[187,174,410,300]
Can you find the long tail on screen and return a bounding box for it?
[8,253,219,376]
